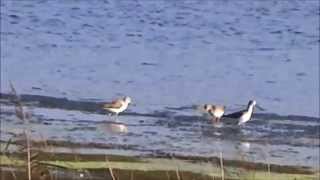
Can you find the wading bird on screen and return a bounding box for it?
[203,104,225,122]
[103,96,132,117]
[224,100,256,125]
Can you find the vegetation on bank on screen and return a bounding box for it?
[1,155,319,180]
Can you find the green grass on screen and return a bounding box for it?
[1,155,318,180]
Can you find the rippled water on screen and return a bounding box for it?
[1,0,319,116]
[1,0,319,171]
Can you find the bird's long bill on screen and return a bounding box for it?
[255,104,265,111]
[196,105,205,112]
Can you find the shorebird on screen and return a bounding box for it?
[203,104,225,122]
[103,96,131,117]
[224,100,256,125]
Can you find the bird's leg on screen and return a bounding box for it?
[107,113,112,121]
[115,113,119,122]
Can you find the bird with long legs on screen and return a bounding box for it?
[103,96,132,120]
[202,104,225,123]
[224,100,256,125]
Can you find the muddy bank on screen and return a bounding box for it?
[0,150,315,175]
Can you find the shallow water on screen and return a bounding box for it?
[0,94,319,169]
[1,0,319,174]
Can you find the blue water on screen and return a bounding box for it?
[1,0,319,117]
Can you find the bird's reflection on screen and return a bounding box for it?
[98,121,128,134]
[210,120,224,128]
[237,141,251,152]
[236,141,252,162]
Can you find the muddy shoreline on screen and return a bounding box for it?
[1,150,319,180]
[0,150,315,175]
[1,93,319,171]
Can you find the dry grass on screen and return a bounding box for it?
[219,152,224,180]
[106,155,117,180]
[170,154,182,180]
[6,82,51,180]
[9,82,32,180]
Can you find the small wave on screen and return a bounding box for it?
[1,93,319,122]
